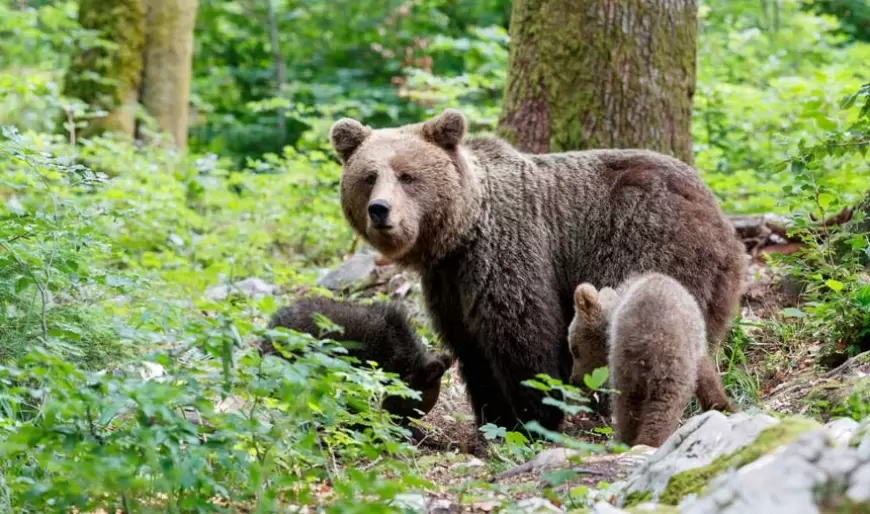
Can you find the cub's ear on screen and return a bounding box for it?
[329,118,371,163]
[422,108,467,149]
[574,283,600,313]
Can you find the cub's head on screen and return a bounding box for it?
[329,109,472,262]
[381,350,454,425]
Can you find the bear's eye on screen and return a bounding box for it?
[398,173,416,184]
[363,173,377,186]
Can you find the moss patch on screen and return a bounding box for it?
[654,417,821,506]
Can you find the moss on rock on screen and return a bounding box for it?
[653,416,821,506]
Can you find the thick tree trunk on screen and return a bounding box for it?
[63,0,146,139]
[497,0,698,165]
[139,0,199,149]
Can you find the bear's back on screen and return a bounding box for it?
[266,297,422,372]
[458,141,744,345]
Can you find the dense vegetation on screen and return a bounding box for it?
[0,0,868,512]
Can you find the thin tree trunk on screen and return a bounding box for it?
[266,0,288,149]
[63,0,146,139]
[497,0,698,165]
[139,0,199,149]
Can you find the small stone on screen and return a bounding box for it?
[138,361,165,381]
[204,277,276,300]
[466,457,485,468]
[590,503,629,513]
[513,497,563,513]
[316,253,377,291]
[392,493,427,513]
[427,498,453,514]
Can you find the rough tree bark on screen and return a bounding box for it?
[497,0,698,165]
[139,0,199,149]
[63,0,146,138]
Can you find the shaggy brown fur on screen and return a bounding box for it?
[260,296,454,426]
[329,109,746,432]
[568,273,731,446]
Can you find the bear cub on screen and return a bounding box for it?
[260,296,454,428]
[568,272,732,447]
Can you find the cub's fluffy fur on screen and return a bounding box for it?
[261,296,453,425]
[568,273,732,446]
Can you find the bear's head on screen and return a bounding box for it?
[329,109,476,264]
[568,283,620,385]
[381,350,454,425]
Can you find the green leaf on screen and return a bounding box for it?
[584,366,609,390]
[826,279,845,292]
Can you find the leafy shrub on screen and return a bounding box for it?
[767,83,870,361]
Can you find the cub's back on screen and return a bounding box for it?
[609,273,707,363]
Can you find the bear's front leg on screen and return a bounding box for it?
[477,314,566,433]
[455,344,519,429]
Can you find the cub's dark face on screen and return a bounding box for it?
[381,351,453,424]
[329,109,469,261]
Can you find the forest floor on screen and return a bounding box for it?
[299,239,870,512]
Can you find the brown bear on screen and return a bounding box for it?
[328,108,746,432]
[568,274,732,447]
[260,296,454,429]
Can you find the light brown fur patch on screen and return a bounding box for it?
[568,273,734,447]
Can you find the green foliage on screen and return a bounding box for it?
[694,0,870,213]
[2,0,870,510]
[766,83,870,360]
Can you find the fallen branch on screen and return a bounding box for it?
[728,206,854,258]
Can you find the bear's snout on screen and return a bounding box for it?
[367,199,392,229]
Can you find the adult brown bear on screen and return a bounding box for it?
[328,109,745,432]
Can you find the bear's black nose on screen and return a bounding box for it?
[367,199,391,228]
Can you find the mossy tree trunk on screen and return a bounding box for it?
[63,0,146,139]
[140,0,199,149]
[497,0,698,165]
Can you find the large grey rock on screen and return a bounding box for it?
[591,412,870,513]
[618,410,779,504]
[678,421,870,513]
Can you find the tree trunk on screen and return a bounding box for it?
[266,0,288,149]
[63,0,146,139]
[497,0,698,165]
[139,0,199,149]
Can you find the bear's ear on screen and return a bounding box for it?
[422,108,467,150]
[329,118,371,163]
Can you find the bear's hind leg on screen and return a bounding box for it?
[695,354,735,413]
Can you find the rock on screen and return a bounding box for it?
[427,498,453,514]
[618,410,781,505]
[606,411,870,513]
[589,504,630,514]
[205,277,276,301]
[493,447,582,481]
[678,421,870,513]
[138,361,165,381]
[510,497,563,513]
[391,493,427,512]
[316,252,378,291]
